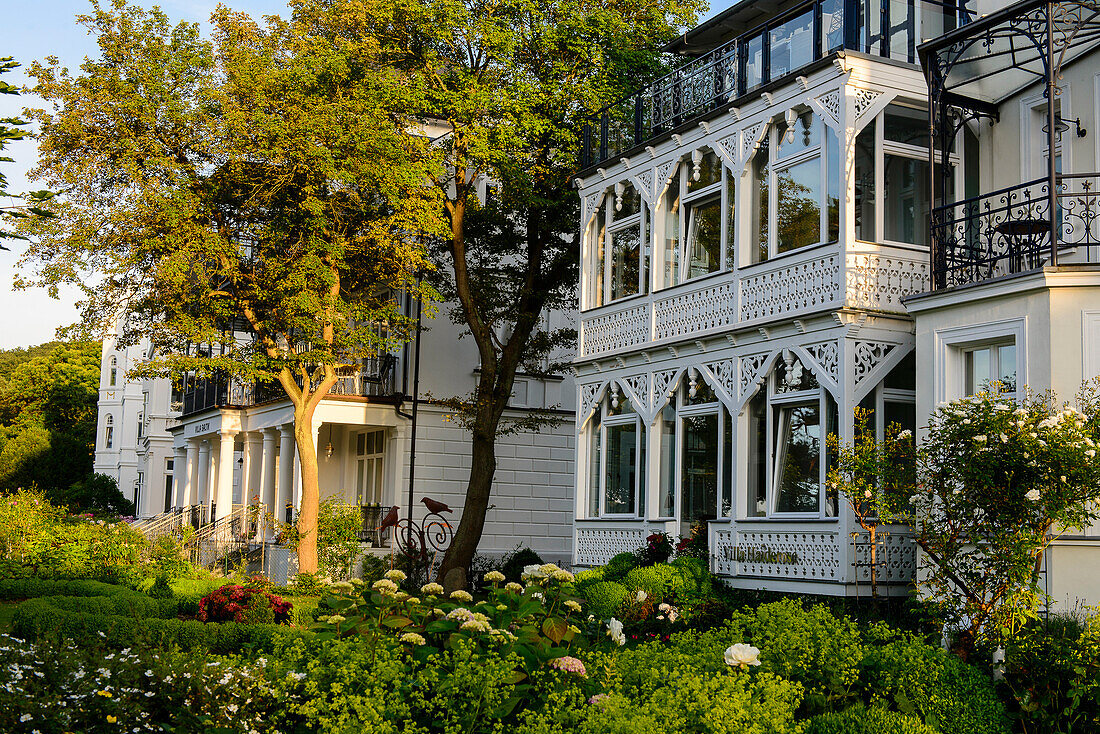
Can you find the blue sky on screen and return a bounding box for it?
[0,0,721,349]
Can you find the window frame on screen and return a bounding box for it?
[104,414,114,449]
[934,318,1027,404]
[586,393,645,519]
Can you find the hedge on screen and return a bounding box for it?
[11,598,306,654]
[805,706,938,734]
[0,578,128,600]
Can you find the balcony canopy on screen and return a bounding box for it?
[920,0,1100,110]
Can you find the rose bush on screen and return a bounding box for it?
[197,583,292,625]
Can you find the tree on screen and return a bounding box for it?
[0,56,56,249]
[826,408,915,599]
[363,0,701,588]
[18,0,444,572]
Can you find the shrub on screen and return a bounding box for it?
[147,534,193,579]
[501,546,545,582]
[1002,613,1100,734]
[622,564,683,602]
[584,580,629,619]
[148,574,174,599]
[573,567,604,592]
[198,584,292,625]
[281,499,362,580]
[805,706,937,734]
[860,634,1009,734]
[602,552,641,582]
[61,473,134,515]
[0,578,126,600]
[641,532,673,566]
[291,571,329,595]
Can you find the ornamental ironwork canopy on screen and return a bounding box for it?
[920,0,1100,289]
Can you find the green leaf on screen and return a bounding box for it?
[382,616,414,629]
[542,616,568,644]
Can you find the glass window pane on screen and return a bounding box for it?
[662,170,681,288]
[681,413,718,524]
[883,155,930,245]
[688,151,721,192]
[747,390,767,517]
[825,394,839,517]
[998,344,1017,393]
[884,400,916,435]
[884,105,929,148]
[722,407,733,518]
[659,404,676,518]
[778,111,820,159]
[884,352,916,391]
[588,412,601,517]
[592,204,606,305]
[769,10,814,80]
[752,140,770,263]
[613,183,641,220]
[356,433,365,456]
[686,378,716,406]
[685,198,722,279]
[889,0,913,61]
[774,404,821,513]
[965,347,990,395]
[605,422,638,515]
[777,157,822,252]
[855,121,876,241]
[826,125,840,242]
[610,225,641,300]
[726,168,736,268]
[374,459,383,502]
[821,0,845,52]
[744,34,764,90]
[356,461,365,503]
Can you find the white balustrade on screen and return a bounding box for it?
[574,521,648,567]
[710,526,842,580]
[845,246,930,312]
[738,249,843,324]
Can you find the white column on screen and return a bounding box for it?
[243,432,263,505]
[215,430,236,521]
[277,425,295,524]
[195,440,210,511]
[173,446,188,509]
[260,429,278,537]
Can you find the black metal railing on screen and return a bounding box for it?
[180,354,398,416]
[581,0,971,169]
[931,174,1100,288]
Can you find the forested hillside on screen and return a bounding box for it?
[0,341,101,497]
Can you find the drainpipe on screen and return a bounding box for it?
[407,274,424,526]
[1046,5,1059,265]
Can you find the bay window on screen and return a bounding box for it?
[855,103,959,247]
[585,183,648,308]
[655,150,733,289]
[744,353,840,518]
[751,111,840,263]
[585,389,644,517]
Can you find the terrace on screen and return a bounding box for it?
[582,0,972,170]
[922,0,1100,289]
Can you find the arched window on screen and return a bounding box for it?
[108,356,117,386]
[104,414,114,449]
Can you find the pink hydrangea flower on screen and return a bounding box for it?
[549,656,587,677]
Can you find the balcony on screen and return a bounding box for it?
[581,0,970,169]
[180,354,399,416]
[578,242,927,359]
[931,175,1100,289]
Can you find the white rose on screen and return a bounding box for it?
[635,590,647,603]
[724,643,761,669]
[606,617,626,646]
[1025,488,1041,502]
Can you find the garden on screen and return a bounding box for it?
[3,389,1100,733]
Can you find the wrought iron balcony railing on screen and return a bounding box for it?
[180,354,399,416]
[580,0,972,169]
[931,174,1100,289]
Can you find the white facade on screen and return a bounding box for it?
[94,303,576,564]
[571,0,1100,604]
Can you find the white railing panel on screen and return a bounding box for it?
[711,526,842,581]
[739,249,843,323]
[846,246,930,312]
[574,521,648,567]
[580,301,650,358]
[652,278,737,342]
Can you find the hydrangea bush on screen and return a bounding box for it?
[312,564,589,687]
[198,584,292,625]
[914,389,1100,644]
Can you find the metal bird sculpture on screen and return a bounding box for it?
[421,497,452,514]
[379,505,400,532]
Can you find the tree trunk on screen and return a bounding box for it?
[294,414,321,574]
[439,428,497,589]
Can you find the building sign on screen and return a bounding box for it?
[721,545,800,565]
[192,422,211,435]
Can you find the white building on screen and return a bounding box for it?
[93,300,576,564]
[570,0,1100,604]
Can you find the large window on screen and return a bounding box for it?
[104,414,114,449]
[586,184,649,307]
[751,111,840,263]
[356,430,386,505]
[963,342,1017,396]
[586,389,644,517]
[855,103,959,246]
[745,353,840,518]
[654,151,733,289]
